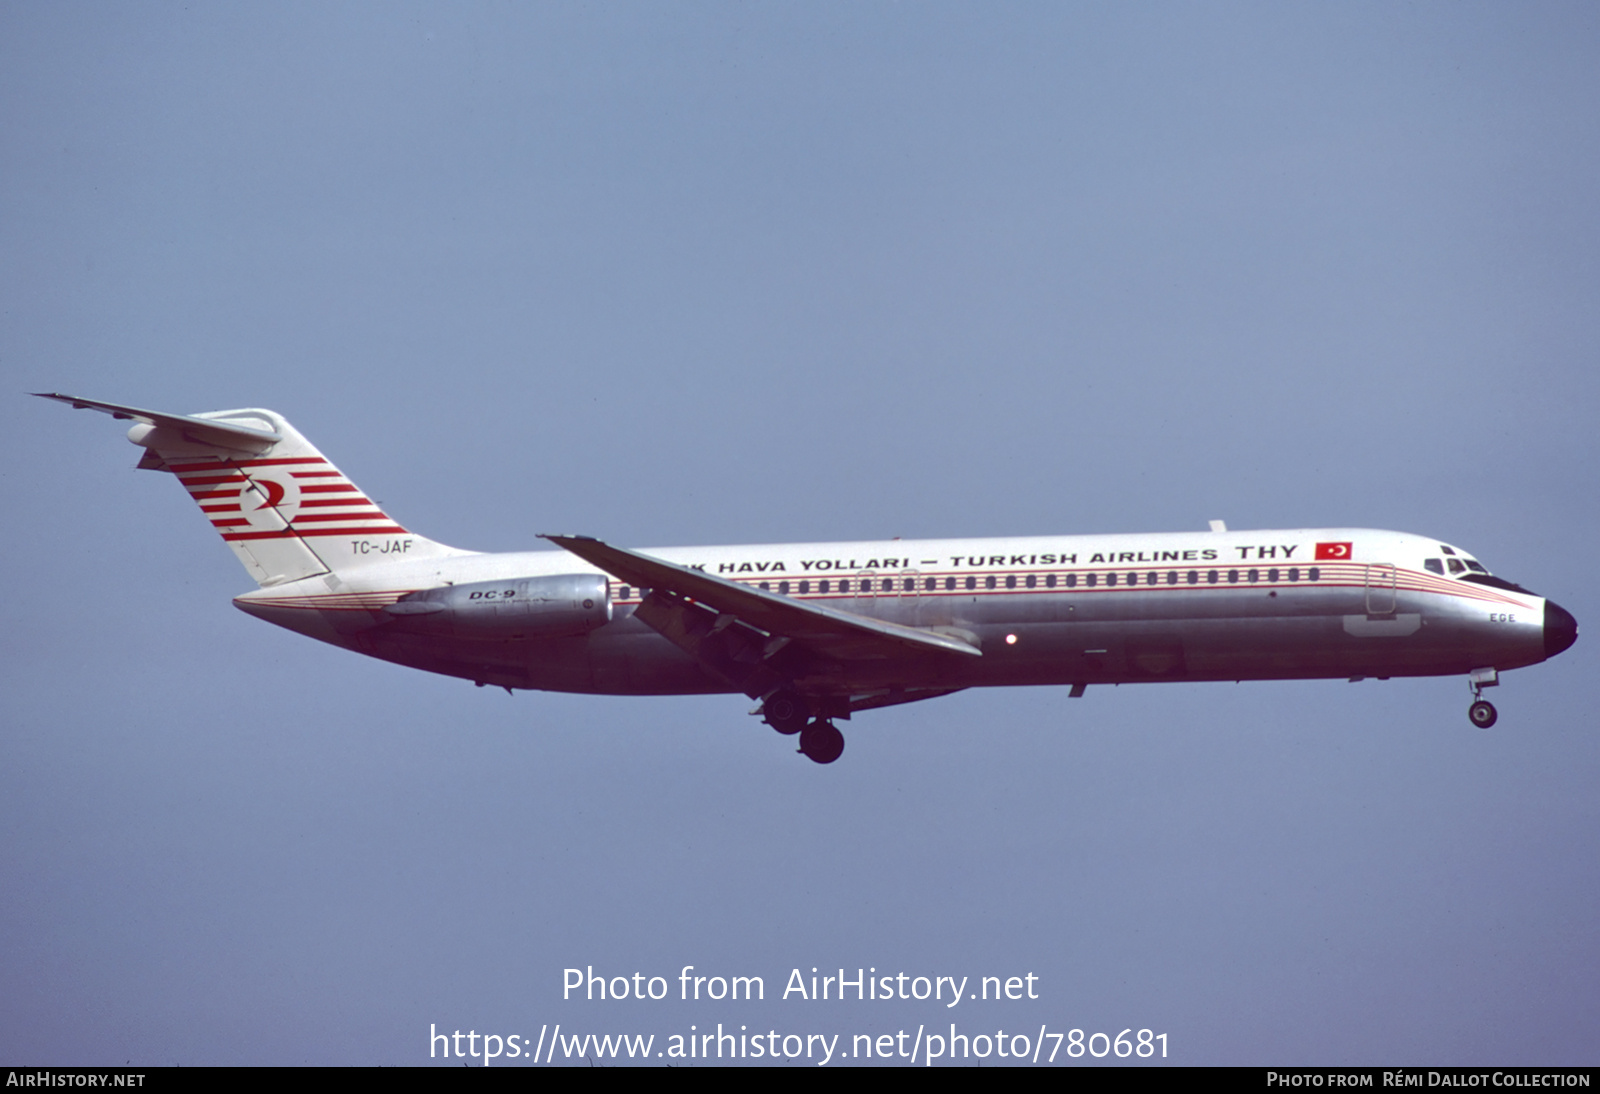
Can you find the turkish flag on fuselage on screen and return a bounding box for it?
[1315,542,1353,560]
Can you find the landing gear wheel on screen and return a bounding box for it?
[1469,700,1498,729]
[798,720,845,764]
[762,690,810,735]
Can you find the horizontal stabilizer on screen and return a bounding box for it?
[33,393,281,453]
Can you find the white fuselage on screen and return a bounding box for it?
[234,527,1562,699]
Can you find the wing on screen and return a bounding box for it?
[542,534,980,697]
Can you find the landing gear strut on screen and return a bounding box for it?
[1467,667,1498,729]
[798,719,845,764]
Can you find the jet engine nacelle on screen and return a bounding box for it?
[383,574,611,638]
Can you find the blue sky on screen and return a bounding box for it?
[2,2,1597,1065]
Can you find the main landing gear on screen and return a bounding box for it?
[761,690,845,764]
[798,719,846,764]
[761,689,810,735]
[1467,667,1498,729]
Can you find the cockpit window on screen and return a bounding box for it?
[1440,545,1456,555]
[1462,573,1533,595]
[1424,559,1444,575]
[1447,558,1465,575]
[1465,560,1488,574]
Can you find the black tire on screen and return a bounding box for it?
[1469,700,1498,729]
[798,720,845,764]
[762,690,810,735]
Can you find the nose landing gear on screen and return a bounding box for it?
[1467,667,1498,729]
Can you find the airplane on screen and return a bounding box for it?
[40,393,1579,764]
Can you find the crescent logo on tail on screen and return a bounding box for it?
[247,477,286,508]
[1315,541,1352,560]
[239,475,300,529]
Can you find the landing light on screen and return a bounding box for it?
[1005,634,1018,645]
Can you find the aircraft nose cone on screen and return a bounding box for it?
[1545,600,1578,660]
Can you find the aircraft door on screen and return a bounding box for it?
[895,569,921,621]
[1365,564,1397,615]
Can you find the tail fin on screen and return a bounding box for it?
[39,394,467,586]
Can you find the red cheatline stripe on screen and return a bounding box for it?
[299,496,374,508]
[188,488,247,501]
[200,503,241,513]
[246,595,413,609]
[210,518,250,527]
[300,484,361,494]
[290,470,342,478]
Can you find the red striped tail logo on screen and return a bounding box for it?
[170,455,410,542]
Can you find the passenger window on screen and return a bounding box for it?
[1166,571,1177,585]
[799,580,810,594]
[779,580,789,595]
[1248,569,1259,583]
[966,576,976,590]
[1228,570,1239,583]
[1208,570,1218,584]
[1066,573,1077,588]
[620,585,631,599]
[819,580,830,594]
[1309,567,1320,582]
[945,577,956,590]
[1005,575,1016,589]
[1267,568,1278,582]
[985,575,997,590]
[1107,572,1118,587]
[759,581,770,591]
[1026,573,1036,589]
[1187,570,1198,584]
[1147,572,1157,586]
[840,579,852,593]
[1045,573,1056,588]
[1288,568,1299,582]
[1086,573,1097,588]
